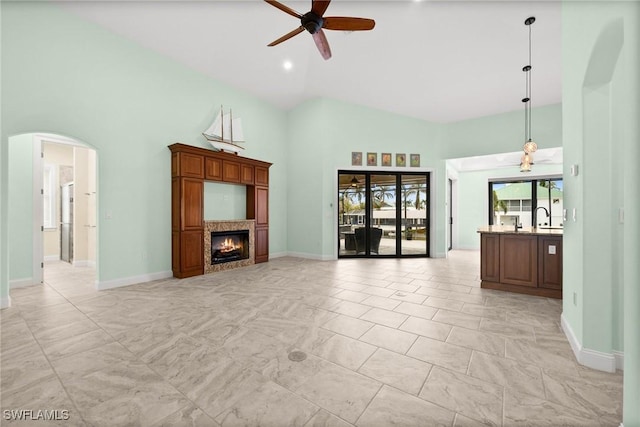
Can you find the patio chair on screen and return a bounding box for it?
[355,227,383,255]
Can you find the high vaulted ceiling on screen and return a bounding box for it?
[56,0,562,124]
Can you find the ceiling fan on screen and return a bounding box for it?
[264,0,376,60]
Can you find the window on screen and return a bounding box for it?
[43,164,56,229]
[489,177,563,227]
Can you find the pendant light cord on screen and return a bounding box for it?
[528,21,532,141]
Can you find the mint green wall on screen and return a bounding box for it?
[1,2,288,294]
[443,104,563,159]
[203,182,246,221]
[454,165,562,250]
[286,99,325,258]
[563,2,639,424]
[7,135,33,282]
[286,98,445,258]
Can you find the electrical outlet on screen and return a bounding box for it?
[548,245,556,255]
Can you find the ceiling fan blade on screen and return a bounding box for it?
[311,0,331,17]
[268,26,305,46]
[264,0,301,19]
[323,17,376,31]
[312,29,332,60]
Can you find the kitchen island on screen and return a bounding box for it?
[478,225,563,299]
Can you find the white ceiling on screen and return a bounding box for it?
[56,0,562,123]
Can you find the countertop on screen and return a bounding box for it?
[477,225,563,236]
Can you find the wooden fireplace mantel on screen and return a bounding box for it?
[169,143,272,278]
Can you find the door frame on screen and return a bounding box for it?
[336,169,433,259]
[31,133,98,286]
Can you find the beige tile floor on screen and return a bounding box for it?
[0,251,623,426]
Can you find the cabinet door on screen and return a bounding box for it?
[241,164,254,185]
[538,237,562,289]
[179,153,204,178]
[499,235,538,287]
[255,227,269,263]
[222,160,241,183]
[205,157,222,181]
[181,178,203,230]
[180,230,203,275]
[256,187,269,226]
[480,234,500,282]
[255,166,269,186]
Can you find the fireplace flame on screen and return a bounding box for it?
[218,238,241,253]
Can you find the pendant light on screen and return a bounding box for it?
[520,16,537,172]
[350,176,359,187]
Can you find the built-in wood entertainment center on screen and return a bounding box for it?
[169,143,272,278]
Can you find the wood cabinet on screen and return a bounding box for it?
[247,186,269,263]
[538,236,563,290]
[241,165,254,185]
[479,230,562,298]
[480,234,500,283]
[169,143,272,278]
[205,157,222,181]
[499,235,538,287]
[222,160,241,183]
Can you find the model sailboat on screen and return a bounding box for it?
[202,106,245,154]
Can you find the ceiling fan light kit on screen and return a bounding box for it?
[520,16,538,172]
[264,0,375,60]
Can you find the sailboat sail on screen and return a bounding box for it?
[203,106,245,153]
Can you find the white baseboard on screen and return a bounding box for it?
[455,245,480,251]
[96,270,173,291]
[0,296,11,309]
[561,313,617,373]
[9,277,36,289]
[44,255,60,262]
[613,350,624,371]
[268,251,288,259]
[285,251,334,261]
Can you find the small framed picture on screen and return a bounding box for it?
[351,152,362,166]
[381,153,392,167]
[395,153,406,167]
[410,154,420,167]
[367,152,377,166]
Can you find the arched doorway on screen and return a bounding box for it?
[7,133,98,295]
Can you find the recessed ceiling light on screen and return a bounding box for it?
[283,60,293,71]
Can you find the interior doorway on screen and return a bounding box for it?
[40,136,97,295]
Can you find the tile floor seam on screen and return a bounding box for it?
[352,382,385,426]
[6,256,622,426]
[18,311,90,426]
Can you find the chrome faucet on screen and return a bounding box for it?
[533,206,550,227]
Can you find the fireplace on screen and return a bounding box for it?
[211,230,249,264]
[204,220,255,274]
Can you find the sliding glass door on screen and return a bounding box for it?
[338,171,429,258]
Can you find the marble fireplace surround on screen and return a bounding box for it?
[204,220,255,274]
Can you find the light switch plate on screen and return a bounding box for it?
[549,245,556,255]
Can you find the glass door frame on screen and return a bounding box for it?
[337,170,431,259]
